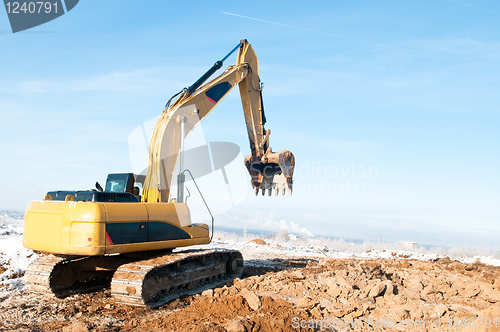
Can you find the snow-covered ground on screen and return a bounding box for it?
[0,211,39,294]
[1,209,500,298]
[203,230,500,267]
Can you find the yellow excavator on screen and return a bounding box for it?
[22,40,295,308]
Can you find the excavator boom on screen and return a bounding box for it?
[142,40,295,203]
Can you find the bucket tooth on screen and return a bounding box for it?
[245,149,295,196]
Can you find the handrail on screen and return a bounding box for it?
[182,169,215,243]
[184,187,191,204]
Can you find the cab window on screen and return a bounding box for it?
[106,180,126,192]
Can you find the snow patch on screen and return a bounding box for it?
[0,211,38,293]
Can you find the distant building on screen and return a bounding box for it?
[398,241,418,250]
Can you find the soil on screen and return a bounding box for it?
[1,246,500,332]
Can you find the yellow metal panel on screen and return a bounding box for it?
[66,202,106,223]
[23,200,207,256]
[184,224,209,239]
[23,201,106,256]
[103,203,148,223]
[70,222,100,246]
[145,202,191,227]
[24,212,63,245]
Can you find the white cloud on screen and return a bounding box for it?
[0,66,205,95]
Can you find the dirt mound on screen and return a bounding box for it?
[1,254,500,331]
[247,239,267,246]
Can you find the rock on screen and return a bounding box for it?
[298,296,316,309]
[368,307,387,322]
[326,279,343,298]
[477,282,500,303]
[350,297,360,309]
[344,309,363,320]
[336,269,348,278]
[409,306,424,320]
[327,305,354,318]
[480,289,500,303]
[387,307,409,321]
[225,319,253,332]
[383,280,394,296]
[363,280,377,293]
[405,280,423,292]
[368,282,386,298]
[254,275,265,283]
[227,287,239,296]
[201,289,214,297]
[449,303,480,317]
[336,276,351,289]
[62,321,89,332]
[329,286,343,299]
[104,304,112,310]
[248,239,266,245]
[429,303,448,318]
[215,287,228,297]
[446,287,459,297]
[128,319,138,327]
[310,306,323,318]
[427,279,445,293]
[168,298,182,309]
[287,270,306,280]
[319,258,335,266]
[422,285,439,296]
[374,296,386,308]
[463,284,480,298]
[362,301,376,312]
[397,260,412,269]
[401,288,421,300]
[240,288,261,311]
[319,299,333,309]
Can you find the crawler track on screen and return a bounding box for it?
[111,249,243,308]
[24,249,243,308]
[24,255,67,295]
[24,255,131,297]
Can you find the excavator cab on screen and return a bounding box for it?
[44,173,141,203]
[103,173,135,193]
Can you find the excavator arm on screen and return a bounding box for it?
[237,42,295,196]
[142,40,295,203]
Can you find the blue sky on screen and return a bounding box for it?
[1,0,499,248]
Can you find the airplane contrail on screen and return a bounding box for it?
[221,11,498,69]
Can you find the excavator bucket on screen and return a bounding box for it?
[245,149,295,196]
